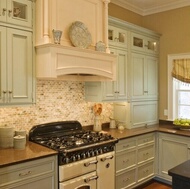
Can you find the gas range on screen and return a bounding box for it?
[29,121,118,165]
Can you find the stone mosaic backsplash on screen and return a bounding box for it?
[0,80,113,133]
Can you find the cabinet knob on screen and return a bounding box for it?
[8,10,12,16]
[2,90,7,94]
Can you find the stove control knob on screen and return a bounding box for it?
[65,157,69,164]
[76,154,81,161]
[86,151,90,158]
[81,152,86,159]
[95,149,99,155]
[103,146,108,152]
[90,150,95,156]
[99,148,103,154]
[72,156,76,162]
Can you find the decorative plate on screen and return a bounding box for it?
[69,21,92,49]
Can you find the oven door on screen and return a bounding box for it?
[59,172,97,189]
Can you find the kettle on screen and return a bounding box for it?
[109,117,116,129]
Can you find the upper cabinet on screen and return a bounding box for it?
[0,0,32,28]
[131,33,159,55]
[0,0,34,105]
[108,25,128,48]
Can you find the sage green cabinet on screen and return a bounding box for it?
[85,47,128,101]
[158,133,190,182]
[0,26,33,104]
[0,155,58,189]
[0,0,32,28]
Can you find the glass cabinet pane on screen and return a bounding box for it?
[133,37,143,47]
[147,40,157,51]
[118,32,125,43]
[108,29,114,41]
[13,1,27,19]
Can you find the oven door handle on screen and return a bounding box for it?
[84,175,98,183]
[100,155,114,162]
[84,160,98,167]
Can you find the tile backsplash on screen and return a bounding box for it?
[0,80,113,132]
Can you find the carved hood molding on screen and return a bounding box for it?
[35,0,117,81]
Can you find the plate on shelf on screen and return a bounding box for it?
[69,21,92,49]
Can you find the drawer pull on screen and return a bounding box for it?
[84,175,98,183]
[19,171,32,177]
[123,178,130,182]
[123,159,129,163]
[84,160,98,167]
[123,145,129,148]
[101,155,113,162]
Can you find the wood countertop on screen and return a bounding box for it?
[0,141,57,167]
[1,122,190,167]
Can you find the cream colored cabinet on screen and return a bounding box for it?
[0,0,32,28]
[158,133,190,182]
[85,47,128,101]
[115,133,155,189]
[131,32,159,55]
[0,155,58,189]
[108,25,128,48]
[130,53,158,100]
[0,26,33,104]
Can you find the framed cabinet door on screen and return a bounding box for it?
[0,26,7,104]
[7,28,33,104]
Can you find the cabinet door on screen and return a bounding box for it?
[158,133,190,181]
[0,0,7,23]
[131,101,158,128]
[7,28,33,104]
[131,53,158,100]
[131,32,159,54]
[0,0,32,28]
[103,48,128,101]
[0,26,7,103]
[108,25,128,48]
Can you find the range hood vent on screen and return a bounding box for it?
[36,44,117,81]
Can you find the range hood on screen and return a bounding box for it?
[36,44,117,81]
[35,0,117,81]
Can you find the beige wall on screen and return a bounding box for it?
[109,4,190,120]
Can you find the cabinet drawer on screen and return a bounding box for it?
[138,161,154,182]
[116,138,136,152]
[137,145,154,164]
[0,156,56,186]
[116,168,136,189]
[116,150,136,172]
[137,133,155,146]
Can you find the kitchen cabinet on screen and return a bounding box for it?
[85,47,128,101]
[108,25,128,48]
[158,133,190,181]
[130,53,158,100]
[0,26,33,104]
[115,133,155,189]
[0,0,32,28]
[0,155,58,189]
[113,101,158,129]
[131,32,159,55]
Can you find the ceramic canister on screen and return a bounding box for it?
[15,130,27,144]
[13,135,26,150]
[0,126,14,148]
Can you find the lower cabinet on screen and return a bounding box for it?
[115,133,155,189]
[0,155,58,189]
[158,133,190,181]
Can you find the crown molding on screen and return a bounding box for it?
[111,0,190,15]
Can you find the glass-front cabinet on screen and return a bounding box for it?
[0,0,32,28]
[108,25,128,48]
[131,32,159,54]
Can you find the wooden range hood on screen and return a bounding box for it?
[35,0,117,81]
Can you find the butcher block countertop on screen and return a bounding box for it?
[0,141,57,167]
[1,121,190,167]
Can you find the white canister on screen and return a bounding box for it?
[0,126,14,148]
[14,135,26,150]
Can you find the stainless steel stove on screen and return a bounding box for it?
[29,121,117,189]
